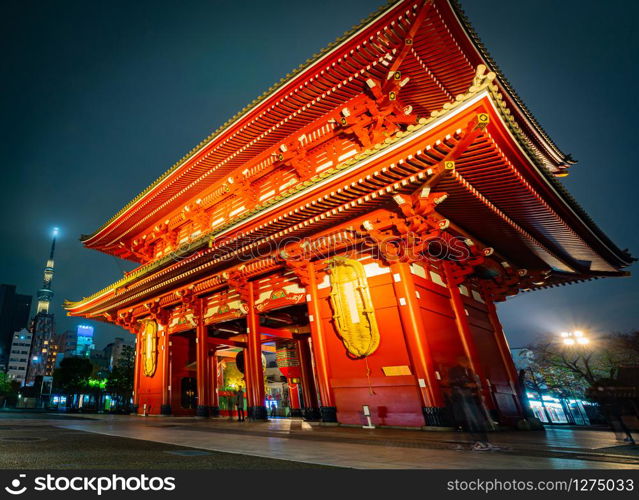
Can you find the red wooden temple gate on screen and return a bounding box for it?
[66,0,631,427]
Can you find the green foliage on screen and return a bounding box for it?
[52,356,93,394]
[106,345,134,404]
[0,372,20,407]
[88,378,107,389]
[0,372,18,396]
[222,360,244,390]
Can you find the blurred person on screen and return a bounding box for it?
[447,357,498,451]
[235,388,245,422]
[594,381,635,445]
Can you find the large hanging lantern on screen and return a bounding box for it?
[141,320,158,377]
[328,257,380,358]
[275,342,301,380]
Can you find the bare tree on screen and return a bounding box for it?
[525,332,637,393]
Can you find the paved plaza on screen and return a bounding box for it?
[1,411,638,469]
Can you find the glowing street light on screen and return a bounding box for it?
[560,330,589,346]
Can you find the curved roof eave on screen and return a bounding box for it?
[80,0,400,246]
[447,0,569,167]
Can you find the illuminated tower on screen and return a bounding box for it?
[26,228,59,385]
[36,227,58,314]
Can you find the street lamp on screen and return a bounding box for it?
[561,330,589,346]
[558,330,591,424]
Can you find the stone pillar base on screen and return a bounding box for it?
[248,406,268,420]
[488,408,500,424]
[209,406,220,417]
[196,405,209,417]
[160,404,172,416]
[303,407,321,421]
[422,406,452,427]
[290,408,303,418]
[320,406,337,423]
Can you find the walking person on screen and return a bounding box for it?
[235,388,245,422]
[594,382,635,445]
[447,357,498,451]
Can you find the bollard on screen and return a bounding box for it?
[362,405,375,429]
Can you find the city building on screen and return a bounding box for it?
[53,329,76,368]
[0,284,32,371]
[6,328,33,384]
[26,228,58,384]
[66,0,631,426]
[52,325,96,367]
[103,337,133,370]
[89,349,109,371]
[75,324,95,357]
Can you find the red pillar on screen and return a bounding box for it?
[239,347,250,418]
[305,264,336,422]
[483,290,525,416]
[132,329,142,413]
[442,262,494,411]
[288,384,301,410]
[246,281,267,420]
[389,261,444,414]
[297,337,320,420]
[209,347,220,417]
[160,322,171,415]
[195,298,210,417]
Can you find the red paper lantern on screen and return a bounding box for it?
[276,342,301,379]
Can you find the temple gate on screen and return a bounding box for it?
[66,0,631,428]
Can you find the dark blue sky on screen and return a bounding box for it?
[1,1,636,349]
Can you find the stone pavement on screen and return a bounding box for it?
[35,414,639,469]
[0,423,332,469]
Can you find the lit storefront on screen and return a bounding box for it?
[527,393,592,425]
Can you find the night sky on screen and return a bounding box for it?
[1,1,637,349]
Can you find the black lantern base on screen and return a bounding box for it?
[422,406,452,427]
[320,406,338,422]
[303,407,321,421]
[248,406,268,420]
